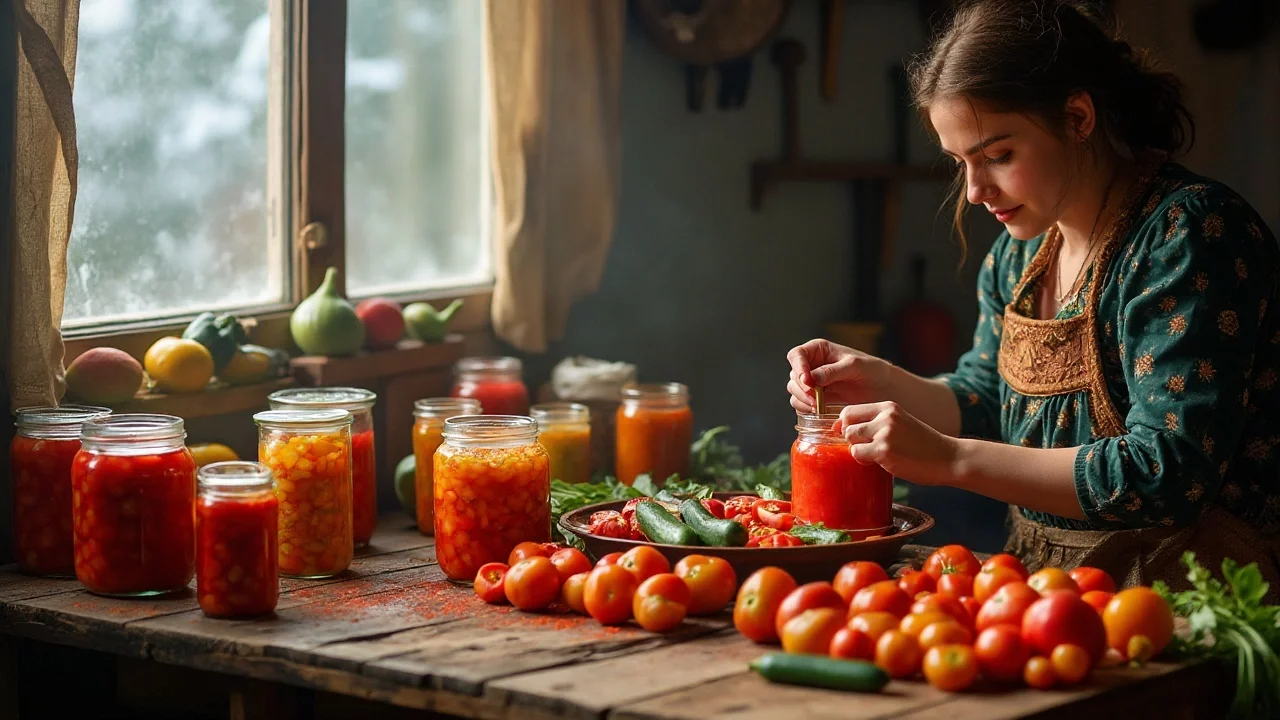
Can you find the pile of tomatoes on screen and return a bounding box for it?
[473,541,738,632]
[732,545,1177,692]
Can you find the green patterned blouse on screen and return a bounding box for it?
[940,163,1280,533]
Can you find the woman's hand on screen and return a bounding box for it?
[787,338,888,412]
[840,402,960,487]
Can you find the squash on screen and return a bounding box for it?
[290,267,364,356]
[220,345,290,385]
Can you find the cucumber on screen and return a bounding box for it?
[635,501,702,546]
[679,499,748,547]
[788,524,851,545]
[749,653,889,693]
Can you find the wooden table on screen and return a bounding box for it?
[0,516,1232,720]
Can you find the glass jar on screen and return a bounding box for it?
[615,383,693,486]
[450,356,530,416]
[255,409,354,579]
[411,397,482,535]
[196,461,279,618]
[269,387,378,547]
[434,415,550,582]
[72,414,197,597]
[532,403,592,485]
[11,405,110,576]
[790,411,893,540]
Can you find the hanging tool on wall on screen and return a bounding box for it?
[819,0,844,102]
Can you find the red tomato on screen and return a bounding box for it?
[503,557,561,611]
[833,561,890,605]
[549,548,592,582]
[959,596,982,624]
[1023,656,1057,689]
[700,498,727,519]
[850,580,913,619]
[1069,566,1117,595]
[781,607,845,655]
[473,562,509,604]
[508,541,550,566]
[923,644,979,692]
[584,564,639,625]
[587,512,631,539]
[911,594,972,629]
[673,554,737,615]
[974,625,1031,682]
[775,582,846,638]
[617,545,670,583]
[1027,567,1080,595]
[734,567,798,643]
[752,499,796,531]
[874,630,922,679]
[918,622,972,653]
[975,582,1040,632]
[561,572,588,614]
[1081,590,1114,615]
[924,545,982,580]
[980,553,1030,580]
[848,611,901,643]
[830,626,877,660]
[633,573,691,633]
[1022,592,1107,663]
[723,496,757,518]
[1050,644,1092,685]
[936,572,974,599]
[540,542,570,555]
[974,565,1023,603]
[595,551,623,567]
[749,533,804,548]
[897,570,936,598]
[1102,587,1175,661]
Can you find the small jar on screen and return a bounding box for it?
[411,397,482,535]
[72,414,197,597]
[196,461,279,618]
[532,403,592,485]
[255,409,354,579]
[11,405,110,576]
[615,383,693,486]
[450,356,530,416]
[269,387,377,547]
[434,415,550,582]
[790,411,893,540]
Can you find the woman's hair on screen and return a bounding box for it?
[908,0,1195,248]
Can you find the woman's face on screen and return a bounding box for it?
[929,96,1078,241]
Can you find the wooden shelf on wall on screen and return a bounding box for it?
[288,334,465,387]
[115,377,297,420]
[749,160,952,210]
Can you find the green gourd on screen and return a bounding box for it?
[290,267,365,356]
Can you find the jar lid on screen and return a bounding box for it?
[199,461,273,490]
[442,414,537,441]
[14,404,111,428]
[413,397,482,419]
[253,408,353,430]
[454,356,522,375]
[81,413,185,443]
[531,402,590,426]
[268,387,376,411]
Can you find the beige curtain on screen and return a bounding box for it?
[485,0,625,353]
[8,0,78,409]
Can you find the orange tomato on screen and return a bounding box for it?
[911,594,972,630]
[1081,590,1114,615]
[1022,592,1107,663]
[508,541,550,566]
[1050,644,1092,685]
[584,564,639,625]
[617,546,670,583]
[633,573,691,633]
[1069,566,1117,595]
[1023,656,1057,690]
[849,611,901,643]
[830,626,877,660]
[775,582,846,639]
[851,580,913,619]
[549,548,593,583]
[503,557,561,611]
[874,630,922,678]
[918,621,972,653]
[561,571,588,614]
[595,551,623,567]
[974,565,1023,603]
[936,572,974,599]
[674,554,737,616]
[900,611,957,639]
[833,561,889,605]
[781,607,846,655]
[733,567,798,644]
[923,644,979,692]
[897,569,936,598]
[924,545,982,580]
[973,625,1030,682]
[981,553,1029,580]
[1102,587,1175,661]
[473,562,509,604]
[1027,567,1080,595]
[975,582,1040,632]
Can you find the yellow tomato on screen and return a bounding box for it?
[145,337,214,393]
[188,443,240,467]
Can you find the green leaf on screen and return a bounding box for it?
[755,484,783,500]
[663,477,715,499]
[631,474,660,498]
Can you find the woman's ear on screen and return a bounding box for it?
[1063,91,1097,142]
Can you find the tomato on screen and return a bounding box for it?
[981,553,1029,580]
[911,594,972,629]
[674,554,737,615]
[923,644,979,692]
[473,562,509,604]
[540,542,569,555]
[723,496,757,518]
[508,541,551,566]
[1102,587,1175,661]
[959,596,982,624]
[899,611,957,639]
[833,561,890,605]
[584,564,639,625]
[503,557,561,611]
[752,499,796,531]
[897,570,936,598]
[588,511,631,539]
[924,545,982,580]
[849,611,901,643]
[595,552,623,567]
[781,607,846,655]
[633,573,691,633]
[936,572,974,599]
[1050,644,1091,685]
[549,548,593,582]
[1022,592,1107,663]
[1081,590,1114,615]
[850,580,913,619]
[733,567,798,643]
[974,565,1023,603]
[1027,567,1080,595]
[1023,656,1057,689]
[750,533,805,548]
[918,621,972,653]
[561,572,588,614]
[700,498,727,519]
[973,625,1030,682]
[830,626,876,660]
[975,582,1040,632]
[775,582,846,638]
[617,545,670,583]
[874,630,922,678]
[1068,566,1116,595]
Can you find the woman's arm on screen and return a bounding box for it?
[952,440,1086,519]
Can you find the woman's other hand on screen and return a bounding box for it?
[839,402,959,486]
[787,338,887,412]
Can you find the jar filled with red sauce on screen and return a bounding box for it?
[450,357,530,416]
[72,414,197,597]
[412,397,482,535]
[11,405,111,576]
[196,461,279,618]
[614,383,693,486]
[790,411,893,540]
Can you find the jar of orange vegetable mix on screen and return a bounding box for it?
[434,415,550,582]
[531,403,592,485]
[254,409,354,579]
[614,383,693,486]
[411,397,482,536]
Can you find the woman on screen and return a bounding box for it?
[787,0,1280,595]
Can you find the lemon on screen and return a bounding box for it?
[144,336,214,393]
[189,443,240,467]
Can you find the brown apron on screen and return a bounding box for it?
[996,189,1280,602]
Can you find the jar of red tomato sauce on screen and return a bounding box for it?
[790,411,893,540]
[434,415,550,582]
[72,414,197,597]
[269,387,377,548]
[11,405,110,576]
[450,357,530,416]
[255,409,354,579]
[196,461,279,618]
[532,403,592,485]
[411,397,482,535]
[614,383,693,486]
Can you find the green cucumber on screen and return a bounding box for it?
[788,524,851,545]
[635,501,701,546]
[749,653,889,693]
[679,499,748,547]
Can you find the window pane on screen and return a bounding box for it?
[65,0,284,328]
[346,0,489,297]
